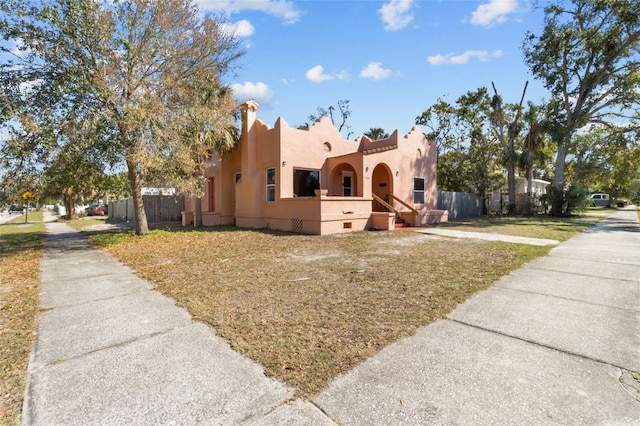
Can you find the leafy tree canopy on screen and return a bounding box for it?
[523,0,640,215]
[363,127,389,140]
[0,0,243,234]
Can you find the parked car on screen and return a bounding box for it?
[86,203,108,216]
[615,199,628,207]
[589,193,610,207]
[8,205,23,213]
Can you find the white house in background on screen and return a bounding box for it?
[488,174,550,213]
[142,187,176,196]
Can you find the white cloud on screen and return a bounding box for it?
[360,62,393,80]
[198,0,302,25]
[305,65,347,83]
[378,0,415,31]
[221,19,254,37]
[8,38,32,58]
[335,70,350,81]
[230,81,273,105]
[427,49,504,65]
[471,0,518,27]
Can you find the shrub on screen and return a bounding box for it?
[548,185,590,216]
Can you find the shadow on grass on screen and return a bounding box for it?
[83,221,308,238]
[0,225,44,257]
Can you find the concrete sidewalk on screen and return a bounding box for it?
[415,227,560,246]
[24,209,640,424]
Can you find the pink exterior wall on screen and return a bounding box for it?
[187,100,448,235]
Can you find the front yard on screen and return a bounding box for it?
[84,212,605,398]
[0,209,615,425]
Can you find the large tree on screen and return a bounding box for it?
[302,99,353,139]
[0,0,243,234]
[570,126,640,200]
[417,92,503,200]
[523,0,640,215]
[417,85,530,213]
[520,103,552,215]
[415,98,465,163]
[456,85,529,213]
[486,82,528,213]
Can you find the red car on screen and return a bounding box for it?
[86,203,108,216]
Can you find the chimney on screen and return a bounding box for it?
[240,100,259,135]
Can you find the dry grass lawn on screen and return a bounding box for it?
[90,226,553,398]
[0,212,44,425]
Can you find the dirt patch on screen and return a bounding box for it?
[80,223,134,232]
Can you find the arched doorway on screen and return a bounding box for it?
[371,163,393,211]
[331,163,358,196]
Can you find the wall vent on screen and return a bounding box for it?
[292,218,303,233]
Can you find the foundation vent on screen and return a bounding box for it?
[292,218,303,233]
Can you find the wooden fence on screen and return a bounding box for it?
[109,195,184,223]
[437,190,482,219]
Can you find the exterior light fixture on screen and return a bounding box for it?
[282,161,286,167]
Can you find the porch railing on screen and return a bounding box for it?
[388,193,418,217]
[372,193,398,216]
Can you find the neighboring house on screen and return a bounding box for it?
[142,187,176,196]
[182,100,448,234]
[488,174,550,213]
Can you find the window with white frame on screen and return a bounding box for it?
[413,177,425,204]
[266,168,276,202]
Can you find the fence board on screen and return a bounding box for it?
[437,190,482,219]
[109,195,183,223]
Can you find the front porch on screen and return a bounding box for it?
[184,194,448,235]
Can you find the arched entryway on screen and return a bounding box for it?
[371,163,393,211]
[331,163,358,196]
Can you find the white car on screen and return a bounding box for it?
[589,193,609,207]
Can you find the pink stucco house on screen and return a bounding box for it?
[182,100,448,234]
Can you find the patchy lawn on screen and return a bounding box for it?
[89,225,553,398]
[0,212,44,425]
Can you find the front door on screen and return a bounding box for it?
[342,172,353,196]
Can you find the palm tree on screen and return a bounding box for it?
[521,105,546,215]
[364,127,389,140]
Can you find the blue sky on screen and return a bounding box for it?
[199,0,551,138]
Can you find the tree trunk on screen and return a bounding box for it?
[524,161,534,216]
[571,151,584,187]
[64,189,76,220]
[507,162,516,214]
[195,197,203,227]
[126,158,149,236]
[551,144,569,216]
